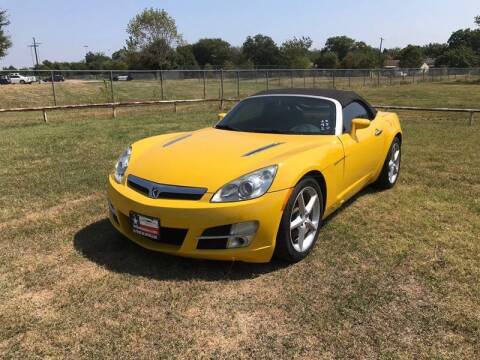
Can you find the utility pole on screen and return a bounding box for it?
[378,37,384,66]
[28,37,41,70]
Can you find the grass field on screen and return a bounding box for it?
[1,72,479,109]
[0,83,479,358]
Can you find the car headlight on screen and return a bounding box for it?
[211,165,278,203]
[114,146,132,183]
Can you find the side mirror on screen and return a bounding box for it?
[218,112,227,121]
[350,118,370,137]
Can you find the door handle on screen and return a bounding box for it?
[375,128,383,136]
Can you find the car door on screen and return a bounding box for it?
[338,101,385,198]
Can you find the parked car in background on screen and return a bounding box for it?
[113,74,133,81]
[9,73,36,84]
[43,74,65,82]
[0,75,11,85]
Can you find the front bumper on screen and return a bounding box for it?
[107,175,289,263]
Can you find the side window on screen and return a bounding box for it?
[342,101,371,133]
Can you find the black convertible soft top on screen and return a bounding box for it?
[253,88,377,116]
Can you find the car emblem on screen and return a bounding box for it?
[150,187,162,199]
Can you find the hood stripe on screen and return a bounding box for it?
[242,142,284,157]
[163,134,192,148]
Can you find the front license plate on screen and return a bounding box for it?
[130,212,160,240]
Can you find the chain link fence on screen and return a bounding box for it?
[1,68,479,109]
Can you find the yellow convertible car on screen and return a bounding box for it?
[107,89,402,263]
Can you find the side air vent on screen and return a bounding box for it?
[163,134,192,148]
[242,142,283,157]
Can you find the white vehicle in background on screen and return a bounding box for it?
[9,73,36,84]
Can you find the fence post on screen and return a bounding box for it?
[42,109,48,123]
[377,70,380,87]
[266,70,269,90]
[290,70,293,88]
[469,112,474,126]
[412,71,415,84]
[173,101,177,113]
[312,69,316,88]
[50,70,57,106]
[332,71,335,88]
[109,71,116,118]
[160,70,164,100]
[203,70,206,99]
[363,71,366,87]
[303,70,306,88]
[236,70,240,98]
[348,71,351,88]
[220,69,224,110]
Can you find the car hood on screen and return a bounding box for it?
[127,127,336,193]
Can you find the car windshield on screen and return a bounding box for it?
[216,96,336,135]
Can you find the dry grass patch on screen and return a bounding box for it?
[0,83,479,358]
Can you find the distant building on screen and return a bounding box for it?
[420,58,435,72]
[420,63,430,72]
[424,57,435,67]
[383,59,400,69]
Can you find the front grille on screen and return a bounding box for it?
[127,175,207,200]
[196,225,232,249]
[201,224,232,237]
[197,237,228,249]
[158,227,188,246]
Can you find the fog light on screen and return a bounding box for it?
[226,221,258,249]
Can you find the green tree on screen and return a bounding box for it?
[192,38,232,67]
[448,28,480,53]
[422,43,448,59]
[475,15,480,27]
[435,46,479,67]
[345,42,379,68]
[324,36,355,60]
[171,45,198,69]
[313,51,339,68]
[126,8,183,68]
[281,36,313,68]
[398,45,423,68]
[84,51,111,69]
[383,47,401,59]
[0,9,12,59]
[242,34,281,66]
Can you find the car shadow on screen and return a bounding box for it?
[74,186,384,281]
[73,219,289,282]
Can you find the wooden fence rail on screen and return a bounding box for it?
[0,99,478,125]
[374,105,478,125]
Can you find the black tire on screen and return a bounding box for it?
[20,80,25,84]
[373,137,401,189]
[274,177,323,262]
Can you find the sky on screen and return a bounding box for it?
[1,0,479,67]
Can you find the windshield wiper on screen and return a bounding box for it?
[215,124,241,131]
